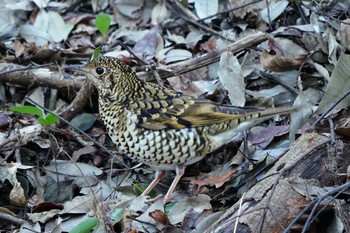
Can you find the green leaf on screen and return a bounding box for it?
[95,14,111,37]
[69,216,97,233]
[133,183,157,198]
[43,114,59,125]
[93,47,101,60]
[37,114,58,126]
[9,106,43,117]
[37,117,46,126]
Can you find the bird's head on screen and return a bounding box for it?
[81,56,142,101]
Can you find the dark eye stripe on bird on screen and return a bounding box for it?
[80,56,298,204]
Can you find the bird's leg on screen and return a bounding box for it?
[163,165,186,204]
[141,170,166,196]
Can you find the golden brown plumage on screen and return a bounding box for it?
[81,56,296,204]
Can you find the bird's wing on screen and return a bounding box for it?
[128,94,265,130]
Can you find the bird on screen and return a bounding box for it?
[80,56,297,204]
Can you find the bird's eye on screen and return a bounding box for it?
[95,67,105,75]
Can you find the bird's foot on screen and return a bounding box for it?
[144,194,173,205]
[145,194,163,203]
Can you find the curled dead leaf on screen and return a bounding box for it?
[149,210,171,226]
[10,183,27,207]
[260,51,306,72]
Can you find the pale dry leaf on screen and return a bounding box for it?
[164,49,192,64]
[248,125,290,148]
[260,0,289,23]
[91,0,109,12]
[168,194,212,225]
[33,8,49,34]
[54,214,91,233]
[167,31,187,45]
[72,146,97,162]
[28,87,45,108]
[151,2,170,25]
[47,11,73,42]
[325,27,339,65]
[45,161,103,177]
[0,124,43,148]
[109,28,149,44]
[261,37,307,57]
[13,40,25,57]
[313,62,330,81]
[290,179,328,198]
[10,183,27,207]
[27,209,61,223]
[218,51,245,106]
[339,19,350,51]
[115,0,144,19]
[20,25,51,46]
[60,196,94,214]
[0,9,24,38]
[315,53,350,115]
[133,199,163,232]
[190,212,222,233]
[186,31,205,48]
[32,0,49,9]
[20,222,41,233]
[289,88,322,143]
[246,84,286,98]
[194,0,218,23]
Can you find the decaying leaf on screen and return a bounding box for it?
[260,50,306,71]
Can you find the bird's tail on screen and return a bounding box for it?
[208,105,299,150]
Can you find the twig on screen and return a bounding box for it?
[0,66,84,91]
[259,71,299,95]
[0,63,51,76]
[58,82,94,124]
[0,211,27,226]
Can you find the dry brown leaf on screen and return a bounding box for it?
[260,50,306,71]
[148,210,171,226]
[190,170,238,189]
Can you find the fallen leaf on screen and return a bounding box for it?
[190,170,238,188]
[260,50,306,72]
[10,183,27,207]
[248,125,290,148]
[218,51,245,106]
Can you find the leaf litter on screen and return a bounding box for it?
[0,0,349,232]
